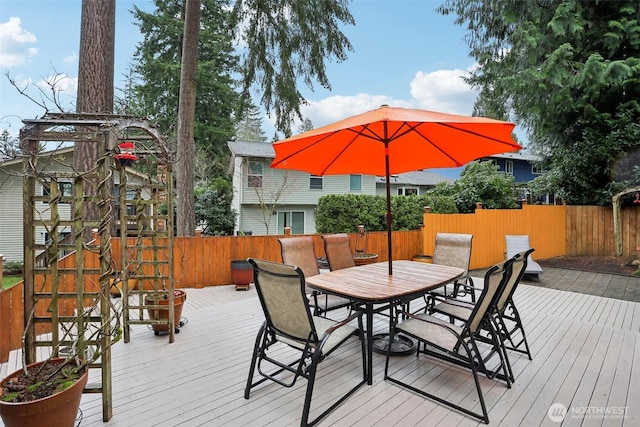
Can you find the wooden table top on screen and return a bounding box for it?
[306,260,464,303]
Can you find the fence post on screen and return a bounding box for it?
[284,227,291,236]
[0,253,3,288]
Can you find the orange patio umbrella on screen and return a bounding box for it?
[271,105,522,275]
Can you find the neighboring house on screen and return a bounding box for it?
[0,147,153,263]
[481,152,554,204]
[482,152,542,184]
[376,171,453,197]
[227,141,452,236]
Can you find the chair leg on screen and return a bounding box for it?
[244,323,266,399]
[500,302,533,360]
[386,337,490,424]
[301,353,321,427]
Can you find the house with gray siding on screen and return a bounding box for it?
[227,141,452,236]
[0,147,153,263]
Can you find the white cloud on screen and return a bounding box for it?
[63,52,77,64]
[409,68,478,115]
[0,17,38,67]
[271,66,479,134]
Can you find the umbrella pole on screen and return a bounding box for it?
[385,142,393,276]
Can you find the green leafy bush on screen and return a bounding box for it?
[315,193,457,233]
[2,261,22,275]
[194,178,236,235]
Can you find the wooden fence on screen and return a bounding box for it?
[1,204,638,362]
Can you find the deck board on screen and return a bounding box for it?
[1,283,638,426]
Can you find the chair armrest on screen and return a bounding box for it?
[436,298,474,309]
[323,310,362,335]
[398,310,462,337]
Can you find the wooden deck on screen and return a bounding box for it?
[2,278,639,426]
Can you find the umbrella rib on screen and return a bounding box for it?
[270,131,341,169]
[432,122,517,146]
[317,124,388,174]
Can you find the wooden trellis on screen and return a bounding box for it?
[21,113,174,422]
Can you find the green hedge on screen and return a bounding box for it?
[315,194,457,233]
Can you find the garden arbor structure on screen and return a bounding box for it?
[20,113,175,421]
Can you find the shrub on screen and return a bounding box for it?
[2,261,22,275]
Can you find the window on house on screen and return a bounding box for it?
[44,231,71,245]
[310,175,323,190]
[532,164,543,175]
[349,174,362,191]
[277,211,305,234]
[114,184,140,215]
[42,181,73,203]
[505,160,514,175]
[397,187,418,196]
[248,161,263,188]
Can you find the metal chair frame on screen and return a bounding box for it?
[384,259,514,424]
[245,259,366,427]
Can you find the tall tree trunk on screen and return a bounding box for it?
[75,0,115,240]
[176,0,200,236]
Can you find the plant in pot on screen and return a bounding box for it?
[144,289,187,335]
[230,259,253,291]
[0,288,123,427]
[353,225,379,265]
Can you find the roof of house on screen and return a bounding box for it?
[0,146,153,180]
[227,140,275,159]
[376,171,453,186]
[485,151,540,162]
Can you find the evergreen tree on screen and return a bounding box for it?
[235,104,267,142]
[0,130,20,159]
[439,0,640,205]
[297,117,314,133]
[229,0,355,136]
[131,0,239,179]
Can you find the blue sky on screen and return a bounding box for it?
[0,0,488,178]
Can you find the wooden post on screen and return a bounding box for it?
[284,227,291,235]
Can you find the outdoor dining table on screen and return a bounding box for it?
[305,260,464,385]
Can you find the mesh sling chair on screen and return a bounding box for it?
[421,233,475,312]
[430,249,535,362]
[384,259,514,424]
[245,259,366,427]
[321,233,356,271]
[279,236,352,317]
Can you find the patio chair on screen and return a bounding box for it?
[245,259,366,427]
[430,248,535,378]
[422,233,475,310]
[505,235,543,279]
[321,233,356,271]
[278,236,352,317]
[384,258,514,424]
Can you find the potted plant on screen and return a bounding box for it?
[353,225,378,265]
[144,289,187,335]
[0,291,123,427]
[230,259,253,291]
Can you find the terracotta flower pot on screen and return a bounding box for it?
[231,260,253,291]
[145,289,187,335]
[0,358,88,427]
